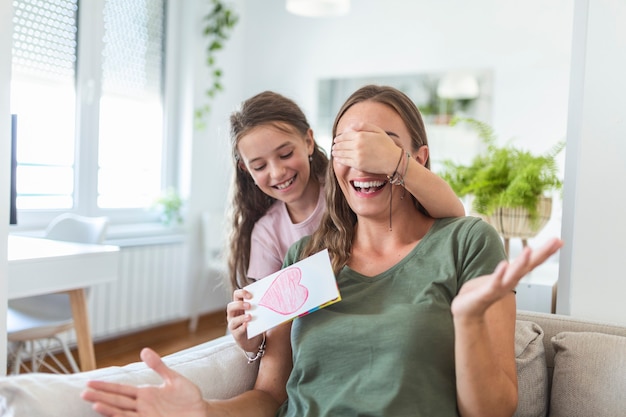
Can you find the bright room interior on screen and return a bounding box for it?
[1,0,626,375]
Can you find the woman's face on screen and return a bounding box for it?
[237,124,315,205]
[334,100,413,219]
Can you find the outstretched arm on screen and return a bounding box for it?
[332,122,465,218]
[452,237,563,417]
[82,322,293,417]
[82,347,211,417]
[400,151,465,218]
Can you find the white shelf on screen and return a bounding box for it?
[516,262,559,314]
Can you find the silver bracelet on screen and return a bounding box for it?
[387,152,411,186]
[243,333,266,364]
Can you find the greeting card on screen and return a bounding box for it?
[245,249,341,339]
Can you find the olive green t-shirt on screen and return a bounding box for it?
[276,216,506,417]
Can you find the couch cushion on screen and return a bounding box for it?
[513,320,548,417]
[549,331,626,417]
[0,335,258,417]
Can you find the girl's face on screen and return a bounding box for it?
[334,100,413,219]
[237,124,315,205]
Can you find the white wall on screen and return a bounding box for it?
[557,0,626,324]
[0,0,13,374]
[183,0,248,314]
[238,0,573,149]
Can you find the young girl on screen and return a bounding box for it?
[225,90,465,354]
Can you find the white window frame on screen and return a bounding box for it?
[10,0,183,235]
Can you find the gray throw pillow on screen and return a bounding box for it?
[550,331,626,417]
[513,320,548,417]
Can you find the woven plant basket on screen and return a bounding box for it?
[484,196,552,239]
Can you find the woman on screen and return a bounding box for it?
[82,86,562,417]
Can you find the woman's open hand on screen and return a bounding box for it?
[452,237,563,320]
[82,348,208,417]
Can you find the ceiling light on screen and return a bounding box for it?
[286,0,350,17]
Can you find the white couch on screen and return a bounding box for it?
[1,310,625,417]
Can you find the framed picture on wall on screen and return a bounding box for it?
[316,69,494,170]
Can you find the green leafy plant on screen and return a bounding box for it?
[153,188,184,226]
[440,117,565,224]
[194,0,239,130]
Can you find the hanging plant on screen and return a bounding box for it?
[194,0,239,130]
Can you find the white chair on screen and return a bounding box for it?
[7,213,109,374]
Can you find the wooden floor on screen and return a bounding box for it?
[93,310,228,368]
[7,311,227,374]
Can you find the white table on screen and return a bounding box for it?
[8,235,120,371]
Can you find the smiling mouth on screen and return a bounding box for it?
[351,180,386,194]
[275,176,295,190]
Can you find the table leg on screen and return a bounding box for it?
[67,289,96,371]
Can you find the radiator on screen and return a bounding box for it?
[87,241,190,340]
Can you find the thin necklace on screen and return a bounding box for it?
[388,184,406,231]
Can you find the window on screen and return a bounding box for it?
[10,0,170,227]
[98,0,165,209]
[11,0,78,211]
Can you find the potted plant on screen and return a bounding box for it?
[153,188,184,226]
[439,117,565,255]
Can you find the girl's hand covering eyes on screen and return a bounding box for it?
[333,122,407,175]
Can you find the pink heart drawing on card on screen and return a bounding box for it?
[259,267,309,315]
